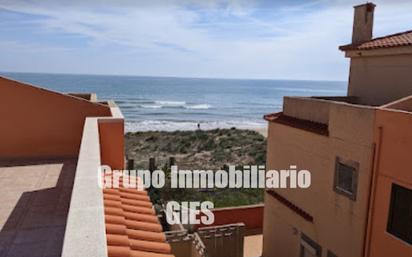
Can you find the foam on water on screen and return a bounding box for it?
[138,101,212,110]
[140,104,162,109]
[185,104,211,109]
[155,100,186,107]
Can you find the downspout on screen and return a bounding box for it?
[363,125,383,257]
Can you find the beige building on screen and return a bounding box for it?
[263,3,412,257]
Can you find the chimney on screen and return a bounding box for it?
[352,3,376,44]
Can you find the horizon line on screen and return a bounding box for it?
[0,70,348,83]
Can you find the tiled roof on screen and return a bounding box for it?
[264,112,329,136]
[339,30,412,51]
[103,175,174,257]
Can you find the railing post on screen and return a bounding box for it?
[169,157,175,167]
[236,224,245,257]
[127,158,134,170]
[149,157,156,172]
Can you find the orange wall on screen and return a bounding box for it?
[368,109,412,257]
[99,119,125,169]
[0,77,111,160]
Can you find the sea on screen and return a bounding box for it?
[1,72,346,132]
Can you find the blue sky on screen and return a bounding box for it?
[0,0,411,81]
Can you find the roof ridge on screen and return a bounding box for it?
[339,29,412,51]
[367,29,412,42]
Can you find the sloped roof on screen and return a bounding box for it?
[264,112,328,136]
[103,175,174,257]
[339,30,412,51]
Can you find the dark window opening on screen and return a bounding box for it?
[387,183,412,244]
[334,157,359,200]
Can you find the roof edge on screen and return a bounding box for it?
[339,29,412,52]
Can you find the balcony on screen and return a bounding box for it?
[0,76,127,257]
[282,96,358,125]
[0,103,124,257]
[265,95,376,146]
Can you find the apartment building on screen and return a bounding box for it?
[262,3,412,257]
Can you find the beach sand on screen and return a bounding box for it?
[254,127,267,137]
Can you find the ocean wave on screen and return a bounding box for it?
[140,104,162,109]
[185,104,211,109]
[154,100,186,107]
[136,101,212,110]
[125,120,265,132]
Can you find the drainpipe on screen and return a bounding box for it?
[364,125,383,257]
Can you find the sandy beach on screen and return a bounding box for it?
[254,127,268,137]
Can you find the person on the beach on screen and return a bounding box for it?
[197,123,200,130]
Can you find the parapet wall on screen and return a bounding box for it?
[62,107,124,257]
[197,204,263,234]
[283,97,331,124]
[0,76,112,160]
[166,223,245,257]
[382,95,412,112]
[198,223,245,257]
[166,230,208,257]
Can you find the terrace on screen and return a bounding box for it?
[264,95,376,142]
[0,77,175,257]
[265,93,412,140]
[0,158,76,257]
[0,101,124,257]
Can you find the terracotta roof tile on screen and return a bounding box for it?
[103,175,174,257]
[264,112,329,136]
[339,30,412,51]
[108,246,174,257]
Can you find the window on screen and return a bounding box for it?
[300,234,321,257]
[387,183,412,244]
[333,157,359,200]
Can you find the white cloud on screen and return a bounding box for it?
[0,0,411,80]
